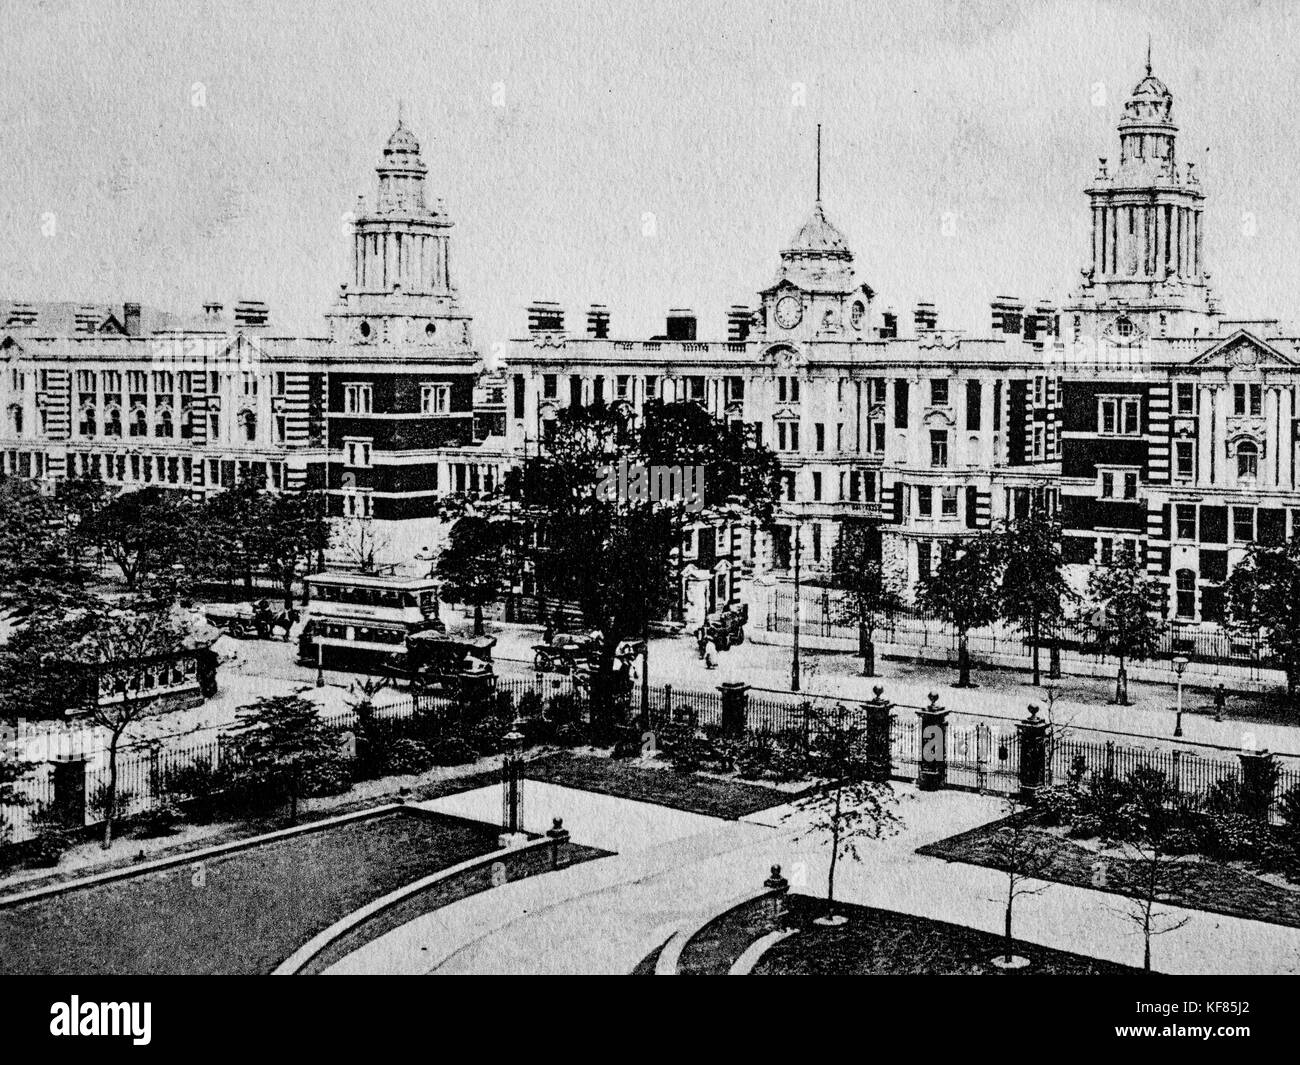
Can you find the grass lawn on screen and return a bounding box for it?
[676,893,1139,975]
[524,751,797,818]
[919,820,1300,929]
[0,809,505,975]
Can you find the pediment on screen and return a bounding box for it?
[0,335,21,358]
[1190,330,1296,371]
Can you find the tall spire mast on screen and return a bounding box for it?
[1146,36,1152,75]
[816,123,822,203]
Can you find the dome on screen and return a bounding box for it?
[385,122,421,155]
[1120,52,1174,126]
[785,200,852,258]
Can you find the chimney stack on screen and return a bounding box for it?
[74,305,100,335]
[727,305,752,343]
[990,296,1024,336]
[527,301,564,333]
[879,309,898,340]
[5,303,37,329]
[666,308,696,341]
[586,304,610,339]
[203,301,224,321]
[123,302,142,336]
[913,301,938,332]
[233,300,268,328]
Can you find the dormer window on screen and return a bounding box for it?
[1115,316,1135,338]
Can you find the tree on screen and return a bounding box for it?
[1225,540,1300,706]
[0,589,191,846]
[1107,766,1192,972]
[54,472,111,575]
[436,515,513,635]
[78,487,193,591]
[997,511,1076,685]
[1087,553,1163,706]
[255,491,330,609]
[986,793,1053,966]
[0,474,81,595]
[198,479,266,592]
[918,535,1003,687]
[788,703,902,923]
[830,525,904,677]
[0,726,34,848]
[230,695,342,822]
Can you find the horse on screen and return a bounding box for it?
[254,606,300,641]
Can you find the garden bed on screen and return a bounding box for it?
[523,751,799,819]
[675,893,1138,974]
[0,808,508,975]
[919,819,1300,929]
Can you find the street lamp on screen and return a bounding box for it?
[1172,655,1189,737]
[790,517,802,693]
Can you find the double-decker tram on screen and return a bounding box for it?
[297,570,445,675]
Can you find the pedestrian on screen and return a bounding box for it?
[1213,682,1227,722]
[704,636,718,669]
[543,619,555,645]
[696,626,708,659]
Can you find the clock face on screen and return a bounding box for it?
[774,295,803,330]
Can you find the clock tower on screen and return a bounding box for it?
[757,126,874,345]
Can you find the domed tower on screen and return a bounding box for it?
[1068,49,1218,340]
[327,111,473,348]
[758,126,874,343]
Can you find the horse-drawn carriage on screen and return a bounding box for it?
[404,631,497,697]
[700,604,747,651]
[205,600,298,641]
[532,632,602,674]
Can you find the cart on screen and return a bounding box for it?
[406,631,497,698]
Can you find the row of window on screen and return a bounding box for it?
[68,450,287,490]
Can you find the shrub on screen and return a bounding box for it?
[1204,775,1243,816]
[1035,784,1084,827]
[553,721,590,748]
[1198,813,1265,861]
[131,804,181,838]
[298,753,353,798]
[767,743,810,783]
[87,782,135,821]
[1278,784,1300,839]
[27,831,67,868]
[736,739,773,780]
[547,692,584,726]
[158,760,237,823]
[428,736,478,766]
[381,738,436,776]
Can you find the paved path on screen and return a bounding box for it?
[326,780,1300,975]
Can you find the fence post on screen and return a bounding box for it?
[664,684,673,722]
[1016,704,1049,802]
[1239,749,1277,822]
[763,863,791,930]
[864,685,894,783]
[719,682,749,740]
[546,817,571,869]
[916,692,949,791]
[1104,740,1115,777]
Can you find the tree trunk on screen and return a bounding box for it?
[1031,613,1041,686]
[102,735,121,849]
[473,602,484,636]
[1004,894,1014,962]
[826,786,841,919]
[1116,657,1129,706]
[957,632,971,687]
[864,638,876,678]
[1049,630,1062,680]
[283,578,295,612]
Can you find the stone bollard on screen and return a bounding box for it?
[763,863,791,929]
[1238,750,1277,822]
[546,817,571,869]
[1017,704,1049,802]
[719,682,749,740]
[917,692,949,791]
[864,685,894,783]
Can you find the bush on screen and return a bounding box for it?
[1035,784,1084,827]
[553,721,590,748]
[1278,784,1300,839]
[131,804,181,838]
[87,782,135,821]
[26,831,67,868]
[1204,775,1243,816]
[298,753,354,798]
[428,736,478,766]
[159,760,237,823]
[767,743,810,783]
[546,692,584,726]
[380,738,436,776]
[1198,812,1266,861]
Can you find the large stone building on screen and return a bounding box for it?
[0,117,508,566]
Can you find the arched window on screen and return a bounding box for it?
[156,409,173,437]
[7,404,22,436]
[1237,440,1259,480]
[104,407,122,437]
[129,408,147,437]
[1175,568,1196,619]
[240,409,256,442]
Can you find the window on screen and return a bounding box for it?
[343,383,373,414]
[872,423,885,452]
[814,423,825,451]
[811,472,822,501]
[1116,316,1134,337]
[1237,440,1259,480]
[727,376,744,402]
[930,379,949,406]
[127,371,147,393]
[76,370,96,392]
[156,409,173,438]
[542,374,558,399]
[1034,376,1044,406]
[421,383,451,414]
[1033,425,1044,459]
[1123,472,1138,500]
[894,380,909,428]
[782,472,796,501]
[1176,383,1194,414]
[776,420,799,452]
[1234,383,1262,416]
[941,486,958,517]
[917,541,932,582]
[240,409,256,442]
[129,408,147,437]
[687,376,706,401]
[209,412,220,440]
[929,430,948,467]
[1099,396,1140,436]
[1175,440,1195,479]
[344,440,372,467]
[1175,505,1197,540]
[1233,506,1255,543]
[275,413,287,442]
[1175,569,1196,619]
[777,376,800,403]
[104,408,122,437]
[966,380,982,430]
[917,486,933,517]
[1101,471,1114,498]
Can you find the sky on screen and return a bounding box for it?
[3,0,1300,347]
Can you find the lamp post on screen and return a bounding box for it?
[1172,655,1189,737]
[791,517,802,693]
[501,714,526,845]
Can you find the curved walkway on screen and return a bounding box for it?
[323,779,1300,975]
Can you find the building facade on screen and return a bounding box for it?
[0,118,508,567]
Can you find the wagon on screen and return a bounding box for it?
[532,632,601,674]
[406,631,497,697]
[204,603,264,640]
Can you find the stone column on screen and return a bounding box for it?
[719,682,748,739]
[916,692,949,791]
[1016,704,1050,802]
[864,684,894,783]
[1239,749,1277,822]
